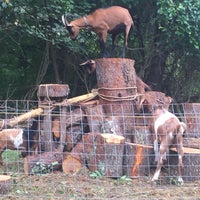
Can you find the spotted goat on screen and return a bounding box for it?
[0,119,39,166]
[151,106,187,184]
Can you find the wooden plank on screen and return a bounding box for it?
[125,142,153,149]
[125,142,200,154]
[171,147,200,154]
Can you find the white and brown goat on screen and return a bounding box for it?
[0,119,39,166]
[151,106,186,184]
[62,6,134,57]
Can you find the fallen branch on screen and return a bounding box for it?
[0,108,43,129]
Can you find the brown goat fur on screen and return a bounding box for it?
[0,129,24,165]
[62,6,134,57]
[0,120,39,166]
[136,91,173,113]
[136,76,151,94]
[151,106,187,184]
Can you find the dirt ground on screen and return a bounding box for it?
[1,166,200,200]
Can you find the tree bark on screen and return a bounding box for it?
[0,175,12,194]
[24,152,63,175]
[95,58,137,142]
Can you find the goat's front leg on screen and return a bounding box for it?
[99,31,107,57]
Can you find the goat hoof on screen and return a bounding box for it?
[151,179,158,186]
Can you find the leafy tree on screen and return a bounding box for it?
[0,0,199,102]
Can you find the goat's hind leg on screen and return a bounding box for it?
[152,153,163,181]
[152,144,167,182]
[176,145,184,185]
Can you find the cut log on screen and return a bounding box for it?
[37,84,70,102]
[85,104,104,132]
[95,58,137,105]
[123,142,154,178]
[182,103,200,138]
[95,58,137,142]
[43,107,53,152]
[100,134,125,177]
[183,138,200,149]
[62,133,125,177]
[65,108,85,128]
[24,152,63,175]
[0,175,12,194]
[100,116,123,136]
[133,125,153,146]
[65,125,84,152]
[52,108,85,139]
[62,141,84,174]
[59,106,67,152]
[62,154,82,174]
[168,149,200,181]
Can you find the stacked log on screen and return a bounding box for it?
[123,125,154,177]
[62,133,125,178]
[168,147,200,181]
[182,103,200,138]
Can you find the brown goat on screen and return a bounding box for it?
[151,106,186,184]
[62,6,134,57]
[136,91,173,113]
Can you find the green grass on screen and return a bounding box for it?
[0,150,24,174]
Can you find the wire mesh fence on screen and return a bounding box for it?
[0,100,200,199]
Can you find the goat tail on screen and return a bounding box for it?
[178,122,187,133]
[178,122,187,137]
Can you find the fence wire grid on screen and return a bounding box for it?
[0,100,200,200]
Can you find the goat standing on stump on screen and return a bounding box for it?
[151,106,186,184]
[62,6,134,57]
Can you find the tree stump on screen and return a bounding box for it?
[37,84,69,102]
[62,133,125,177]
[0,175,12,194]
[37,84,70,152]
[101,133,125,177]
[95,58,137,142]
[168,148,200,181]
[123,143,154,178]
[182,103,200,138]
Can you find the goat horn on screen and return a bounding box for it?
[62,15,69,26]
[79,60,95,66]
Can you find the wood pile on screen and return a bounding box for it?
[0,59,199,182]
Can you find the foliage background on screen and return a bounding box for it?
[0,0,199,102]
